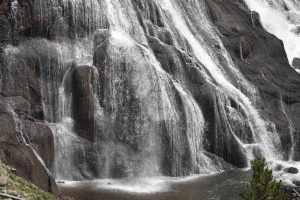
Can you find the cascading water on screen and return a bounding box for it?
[243,0,300,183]
[2,0,300,189]
[244,0,300,72]
[156,0,281,161]
[43,0,292,180]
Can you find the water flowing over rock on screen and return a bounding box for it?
[244,0,300,69]
[0,0,299,192]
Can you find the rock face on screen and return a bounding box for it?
[284,167,299,174]
[205,0,300,160]
[293,180,300,186]
[0,0,299,189]
[0,0,58,193]
[292,58,300,70]
[0,100,58,194]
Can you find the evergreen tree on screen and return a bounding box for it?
[240,158,287,200]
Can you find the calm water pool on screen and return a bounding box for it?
[58,170,251,200]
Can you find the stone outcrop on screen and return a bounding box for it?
[72,65,99,141]
[0,1,58,193]
[292,58,300,70]
[284,167,299,174]
[205,0,300,160]
[0,101,58,194]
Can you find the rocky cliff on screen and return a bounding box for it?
[206,0,300,159]
[0,0,299,194]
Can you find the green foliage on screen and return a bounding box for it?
[1,166,56,200]
[240,158,288,200]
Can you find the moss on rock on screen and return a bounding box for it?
[0,164,56,200]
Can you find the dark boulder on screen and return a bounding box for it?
[284,167,299,174]
[23,120,54,168]
[0,109,58,195]
[293,180,300,186]
[250,11,262,28]
[93,29,110,48]
[292,58,300,70]
[273,164,283,171]
[72,65,99,141]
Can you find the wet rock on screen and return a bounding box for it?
[273,164,283,171]
[238,36,254,59]
[93,40,109,69]
[205,0,300,160]
[145,21,157,37]
[72,65,99,141]
[1,142,59,195]
[292,130,300,161]
[284,167,299,174]
[0,0,11,45]
[157,28,175,45]
[57,180,65,184]
[250,11,262,28]
[292,26,300,35]
[93,29,110,48]
[0,109,58,195]
[214,44,221,50]
[292,58,300,70]
[23,120,54,168]
[293,180,300,186]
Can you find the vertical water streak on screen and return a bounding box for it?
[279,94,295,160]
[105,0,147,43]
[139,43,218,174]
[102,0,218,174]
[156,0,282,161]
[173,82,219,173]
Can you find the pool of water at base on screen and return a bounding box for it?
[57,170,252,200]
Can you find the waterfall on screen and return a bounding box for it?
[45,0,285,179]
[2,0,299,185]
[244,0,300,71]
[243,0,300,173]
[157,0,282,160]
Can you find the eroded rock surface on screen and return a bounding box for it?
[205,0,300,160]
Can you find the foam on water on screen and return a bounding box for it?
[57,170,251,199]
[58,174,209,194]
[269,160,300,185]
